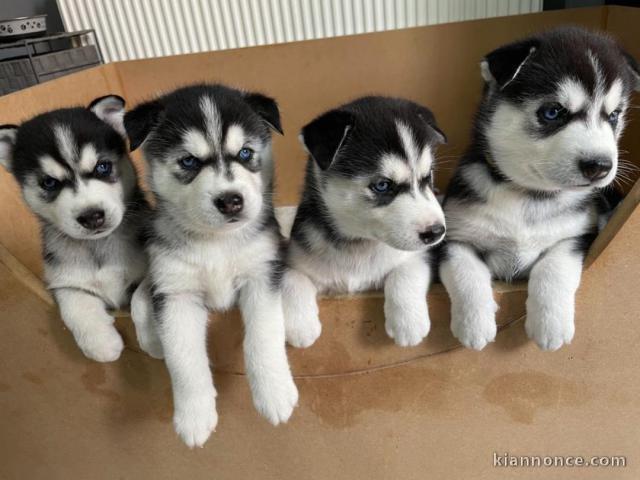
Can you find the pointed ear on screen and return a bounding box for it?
[481,39,539,90]
[89,95,127,137]
[300,109,354,170]
[123,100,165,151]
[0,125,18,171]
[416,107,447,145]
[244,92,283,135]
[621,49,640,92]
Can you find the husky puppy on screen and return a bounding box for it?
[440,27,640,351]
[283,97,447,348]
[125,84,298,447]
[0,96,154,362]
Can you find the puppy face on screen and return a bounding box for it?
[302,97,446,251]
[481,27,640,192]
[0,96,134,240]
[125,85,282,235]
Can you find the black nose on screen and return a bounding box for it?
[579,156,612,182]
[214,192,244,216]
[76,208,106,230]
[419,223,446,245]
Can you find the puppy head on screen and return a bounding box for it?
[301,96,446,251]
[480,26,640,192]
[125,84,282,235]
[0,95,135,240]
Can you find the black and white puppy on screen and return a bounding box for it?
[440,27,640,351]
[0,96,153,362]
[283,96,446,348]
[125,84,298,448]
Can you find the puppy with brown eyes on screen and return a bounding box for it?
[282,96,447,349]
[0,96,152,362]
[125,84,298,448]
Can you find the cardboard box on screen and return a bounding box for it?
[0,6,638,479]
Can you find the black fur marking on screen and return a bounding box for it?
[243,92,283,135]
[151,289,167,324]
[269,240,287,291]
[572,231,598,259]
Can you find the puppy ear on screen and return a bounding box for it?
[89,95,127,137]
[621,49,640,92]
[0,125,18,171]
[123,100,165,151]
[244,92,283,135]
[300,110,354,171]
[416,107,447,145]
[481,39,539,90]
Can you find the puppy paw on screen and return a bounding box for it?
[285,315,322,349]
[384,302,430,347]
[76,325,124,362]
[136,328,164,359]
[173,394,218,448]
[450,301,498,351]
[525,305,575,351]
[251,371,299,425]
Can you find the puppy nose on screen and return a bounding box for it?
[419,223,446,245]
[214,192,244,215]
[76,208,105,230]
[579,156,612,182]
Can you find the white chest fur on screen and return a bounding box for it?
[446,186,596,279]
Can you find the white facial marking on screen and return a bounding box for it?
[79,144,99,173]
[200,95,222,151]
[225,124,246,155]
[557,79,588,113]
[183,129,210,159]
[604,79,623,114]
[380,155,410,184]
[396,121,420,190]
[39,155,68,180]
[54,125,77,164]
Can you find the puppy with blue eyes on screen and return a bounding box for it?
[0,96,153,362]
[125,84,298,448]
[282,96,447,348]
[440,27,640,351]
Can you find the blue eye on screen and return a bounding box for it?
[238,148,253,162]
[41,176,60,191]
[370,179,392,194]
[179,156,201,170]
[608,109,621,124]
[94,161,112,177]
[539,103,566,123]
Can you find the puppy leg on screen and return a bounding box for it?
[54,289,123,362]
[130,277,163,359]
[158,293,217,448]
[240,277,299,425]
[384,257,431,347]
[282,269,321,348]
[439,243,498,350]
[525,239,582,351]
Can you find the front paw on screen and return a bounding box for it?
[450,301,498,351]
[251,370,299,426]
[136,328,164,360]
[75,324,124,362]
[384,301,430,347]
[173,394,218,448]
[525,303,575,351]
[285,315,321,349]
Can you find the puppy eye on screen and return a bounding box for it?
[179,155,201,170]
[238,148,253,162]
[608,109,621,124]
[538,103,567,123]
[94,161,112,177]
[370,178,393,194]
[40,176,61,191]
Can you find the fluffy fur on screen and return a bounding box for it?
[440,27,640,351]
[125,84,297,448]
[0,95,151,362]
[283,96,447,348]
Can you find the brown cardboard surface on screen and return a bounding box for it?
[1,6,639,479]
